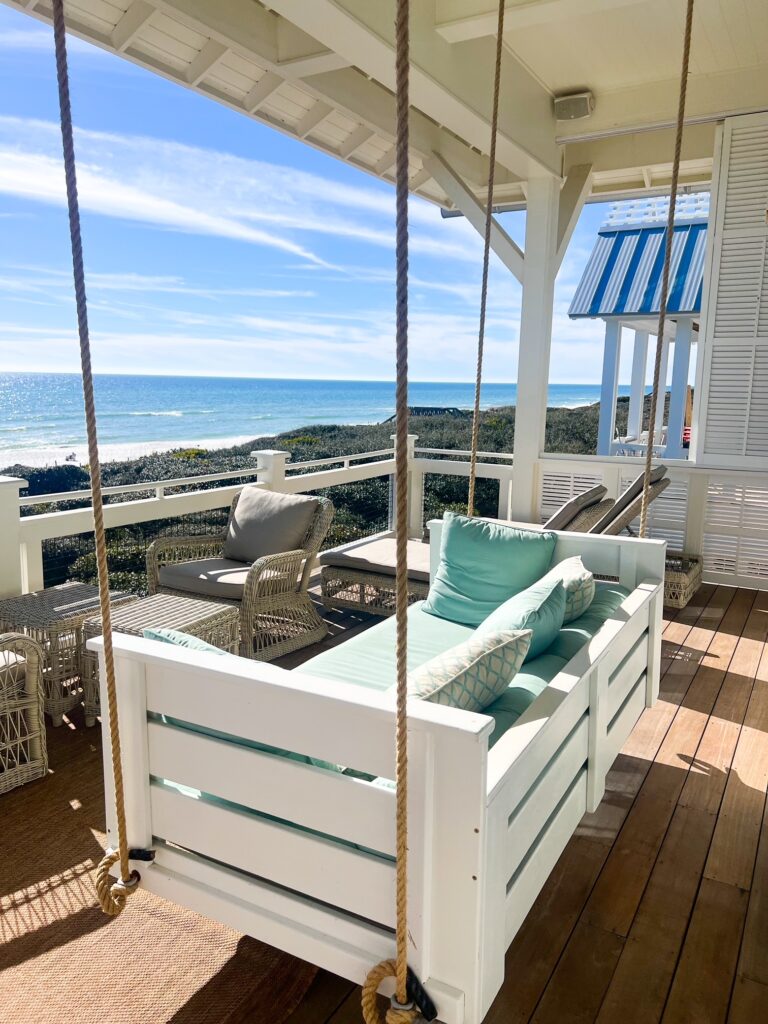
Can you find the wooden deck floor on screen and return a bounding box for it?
[280,583,768,1024]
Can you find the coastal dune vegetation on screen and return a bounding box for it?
[8,397,654,593]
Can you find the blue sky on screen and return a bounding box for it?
[0,3,612,383]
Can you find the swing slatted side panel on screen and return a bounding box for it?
[140,653,400,927]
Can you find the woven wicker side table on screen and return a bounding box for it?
[1,634,47,795]
[81,593,240,726]
[664,552,703,609]
[0,582,137,727]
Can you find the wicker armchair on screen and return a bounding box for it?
[1,633,47,795]
[146,492,334,661]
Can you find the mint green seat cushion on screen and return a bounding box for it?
[484,582,630,747]
[423,513,556,626]
[302,601,473,691]
[143,627,230,653]
[477,578,566,661]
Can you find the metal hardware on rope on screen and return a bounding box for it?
[639,0,695,537]
[467,0,505,517]
[362,0,420,1022]
[51,0,140,916]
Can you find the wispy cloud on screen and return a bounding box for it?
[0,116,495,274]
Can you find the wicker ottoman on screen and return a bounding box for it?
[320,533,431,616]
[81,593,240,726]
[0,582,137,727]
[1,634,47,795]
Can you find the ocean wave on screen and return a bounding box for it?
[128,411,184,417]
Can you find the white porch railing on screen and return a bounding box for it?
[5,442,768,597]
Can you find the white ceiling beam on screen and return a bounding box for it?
[185,39,228,87]
[305,68,499,189]
[564,121,715,181]
[296,101,333,139]
[275,17,351,78]
[111,0,155,53]
[374,146,397,177]
[435,0,645,42]
[408,168,432,192]
[556,162,592,269]
[244,71,283,113]
[267,0,560,179]
[337,125,375,159]
[424,153,525,283]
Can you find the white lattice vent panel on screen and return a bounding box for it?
[539,470,603,524]
[703,479,768,580]
[619,473,688,545]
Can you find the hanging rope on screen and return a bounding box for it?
[52,0,139,916]
[467,0,506,517]
[639,0,695,537]
[362,1,418,1022]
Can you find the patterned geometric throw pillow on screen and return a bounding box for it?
[406,629,532,712]
[540,556,595,623]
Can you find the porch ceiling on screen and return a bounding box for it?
[6,0,767,205]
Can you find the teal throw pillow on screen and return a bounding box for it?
[142,627,230,655]
[477,578,566,662]
[423,512,557,626]
[539,556,595,623]
[405,629,532,712]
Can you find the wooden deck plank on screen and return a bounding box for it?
[282,971,356,1024]
[727,975,768,1022]
[594,597,768,1024]
[736,759,768,987]
[580,588,755,938]
[661,878,750,1024]
[704,641,768,891]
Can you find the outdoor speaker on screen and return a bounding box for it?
[553,91,595,121]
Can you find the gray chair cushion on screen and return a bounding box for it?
[158,558,251,600]
[588,465,667,534]
[319,535,431,582]
[223,487,319,563]
[543,484,608,531]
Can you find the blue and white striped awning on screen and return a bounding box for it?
[569,198,708,319]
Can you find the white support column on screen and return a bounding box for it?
[627,330,649,441]
[665,320,693,460]
[252,449,289,489]
[597,321,622,456]
[654,338,670,442]
[510,175,560,522]
[0,476,27,598]
[391,434,422,538]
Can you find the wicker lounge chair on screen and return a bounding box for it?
[147,487,334,661]
[0,634,47,795]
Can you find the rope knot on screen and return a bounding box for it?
[362,961,420,1024]
[95,848,140,917]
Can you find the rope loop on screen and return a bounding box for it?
[95,848,140,917]
[362,961,420,1024]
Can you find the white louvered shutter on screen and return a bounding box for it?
[699,114,768,466]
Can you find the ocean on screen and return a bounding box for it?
[0,373,629,468]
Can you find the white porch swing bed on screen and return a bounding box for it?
[91,525,665,1024]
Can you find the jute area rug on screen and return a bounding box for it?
[0,707,317,1024]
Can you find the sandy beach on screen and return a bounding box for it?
[0,435,260,470]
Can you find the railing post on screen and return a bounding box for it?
[684,470,708,554]
[251,449,289,491]
[0,476,28,598]
[391,434,422,538]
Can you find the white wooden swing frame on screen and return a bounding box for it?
[91,525,665,1024]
